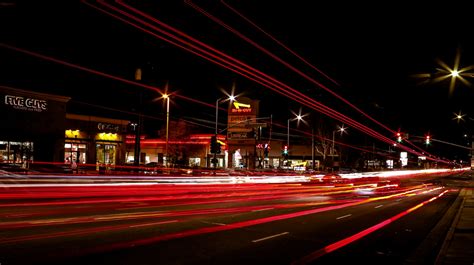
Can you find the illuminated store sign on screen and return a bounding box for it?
[231,102,252,113]
[97,122,120,132]
[4,95,47,112]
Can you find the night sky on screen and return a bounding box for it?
[2,1,473,161]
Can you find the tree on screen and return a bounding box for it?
[313,127,333,170]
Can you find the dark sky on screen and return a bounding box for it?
[2,1,473,160]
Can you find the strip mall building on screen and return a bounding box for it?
[1,86,129,166]
[1,87,319,169]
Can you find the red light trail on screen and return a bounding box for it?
[187,0,399,135]
[0,1,448,163]
[89,0,446,164]
[292,189,450,264]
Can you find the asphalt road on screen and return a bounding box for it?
[0,175,461,265]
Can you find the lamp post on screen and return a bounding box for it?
[214,95,236,169]
[331,125,347,170]
[452,111,473,165]
[133,68,143,167]
[287,115,303,151]
[331,125,347,156]
[286,114,304,169]
[162,93,170,166]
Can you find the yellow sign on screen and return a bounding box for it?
[232,102,251,113]
[65,129,80,138]
[233,102,251,109]
[96,133,119,141]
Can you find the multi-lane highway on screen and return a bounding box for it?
[0,172,465,265]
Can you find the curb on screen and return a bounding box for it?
[434,189,467,265]
[403,188,463,265]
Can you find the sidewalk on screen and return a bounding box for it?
[436,188,474,265]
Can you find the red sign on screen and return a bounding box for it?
[231,108,252,113]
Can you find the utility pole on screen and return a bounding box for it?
[134,68,143,167]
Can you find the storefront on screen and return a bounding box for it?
[125,134,222,168]
[0,86,70,163]
[65,114,129,166]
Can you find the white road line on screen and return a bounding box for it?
[375,205,383,209]
[129,219,178,228]
[252,208,274,212]
[396,199,402,201]
[200,220,226,226]
[252,232,289,243]
[336,214,352,220]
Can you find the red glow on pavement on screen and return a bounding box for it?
[0,219,179,245]
[73,187,431,255]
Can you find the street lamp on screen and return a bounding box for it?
[216,95,236,135]
[162,93,170,166]
[331,124,347,158]
[452,110,474,124]
[433,50,473,95]
[214,94,236,169]
[452,110,473,163]
[287,114,303,150]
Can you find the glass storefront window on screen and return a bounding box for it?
[189,157,201,167]
[0,141,34,163]
[96,143,116,165]
[64,142,87,164]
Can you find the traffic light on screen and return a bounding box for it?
[283,145,288,158]
[425,135,430,145]
[396,132,402,142]
[210,135,218,154]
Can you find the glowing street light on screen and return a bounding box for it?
[332,124,347,157]
[453,111,466,123]
[162,93,170,165]
[215,95,237,135]
[434,50,473,96]
[287,115,302,148]
[214,93,237,169]
[413,49,474,96]
[287,109,308,150]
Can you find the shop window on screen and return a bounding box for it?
[64,142,87,164]
[96,143,116,165]
[0,141,34,163]
[189,158,201,167]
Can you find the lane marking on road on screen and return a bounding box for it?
[396,199,402,201]
[252,208,274,212]
[200,220,226,226]
[336,214,352,220]
[374,205,383,209]
[129,220,178,228]
[252,232,289,243]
